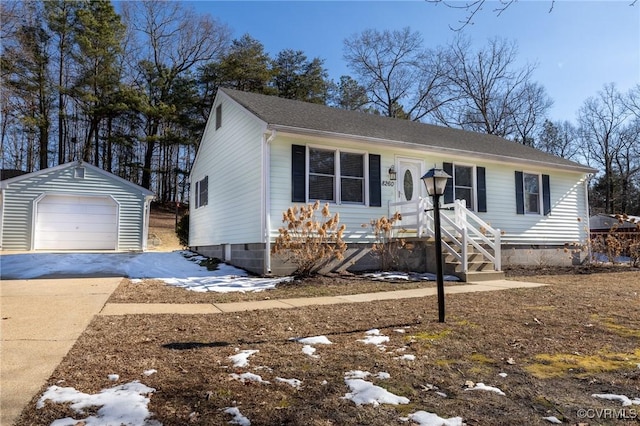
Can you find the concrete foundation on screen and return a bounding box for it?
[191,241,585,277]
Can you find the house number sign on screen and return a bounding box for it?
[382,180,395,187]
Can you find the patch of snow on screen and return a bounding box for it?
[229,373,270,384]
[498,372,508,378]
[343,378,409,406]
[358,329,389,347]
[543,416,562,424]
[464,382,505,396]
[396,354,416,361]
[0,251,292,293]
[376,372,391,379]
[294,335,332,345]
[363,271,460,282]
[229,350,259,368]
[404,410,463,426]
[107,374,119,381]
[592,393,640,406]
[37,381,157,426]
[276,377,302,389]
[223,407,251,426]
[143,369,157,377]
[345,370,371,379]
[301,345,318,358]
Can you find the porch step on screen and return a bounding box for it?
[445,261,495,274]
[457,270,506,282]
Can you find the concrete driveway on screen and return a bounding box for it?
[0,277,121,426]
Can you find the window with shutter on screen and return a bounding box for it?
[292,145,378,205]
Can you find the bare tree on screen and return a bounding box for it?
[434,36,551,141]
[343,27,451,121]
[425,0,555,31]
[578,83,631,214]
[121,0,230,192]
[536,119,579,161]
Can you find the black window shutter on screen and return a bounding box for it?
[369,154,381,207]
[515,171,524,215]
[542,174,551,215]
[291,145,306,202]
[477,166,487,212]
[443,162,454,204]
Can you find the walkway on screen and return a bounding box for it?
[1,277,545,425]
[100,279,545,315]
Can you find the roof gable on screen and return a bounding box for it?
[0,161,155,197]
[219,87,595,173]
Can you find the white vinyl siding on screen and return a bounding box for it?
[189,94,264,246]
[483,166,588,245]
[269,137,590,247]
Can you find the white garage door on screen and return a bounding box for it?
[35,195,118,250]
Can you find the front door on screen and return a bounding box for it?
[396,158,424,203]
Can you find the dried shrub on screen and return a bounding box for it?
[271,201,347,277]
[589,214,640,265]
[369,211,407,271]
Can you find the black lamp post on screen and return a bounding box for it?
[421,168,451,323]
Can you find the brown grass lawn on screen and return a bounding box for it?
[17,268,640,426]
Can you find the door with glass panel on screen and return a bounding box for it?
[396,158,424,203]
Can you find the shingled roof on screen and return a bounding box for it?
[220,87,595,173]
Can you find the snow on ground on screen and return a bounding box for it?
[37,379,158,426]
[36,330,640,426]
[0,250,457,293]
[464,382,506,396]
[229,349,259,368]
[0,251,291,292]
[364,271,460,281]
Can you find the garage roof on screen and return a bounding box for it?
[1,161,154,197]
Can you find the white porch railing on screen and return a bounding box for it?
[388,198,502,272]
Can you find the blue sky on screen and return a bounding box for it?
[187,1,639,123]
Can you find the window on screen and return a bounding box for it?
[195,176,208,208]
[453,164,474,209]
[515,171,551,215]
[444,162,486,212]
[309,148,335,202]
[340,152,364,203]
[523,173,540,214]
[215,105,222,130]
[74,167,85,179]
[308,147,365,204]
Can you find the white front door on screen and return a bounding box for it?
[396,158,424,203]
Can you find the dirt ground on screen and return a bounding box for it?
[147,205,184,252]
[17,267,639,426]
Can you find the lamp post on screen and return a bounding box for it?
[421,168,451,323]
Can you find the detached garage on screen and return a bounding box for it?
[1,161,154,252]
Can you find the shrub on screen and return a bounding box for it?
[175,213,189,247]
[369,211,407,271]
[271,201,347,277]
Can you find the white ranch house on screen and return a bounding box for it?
[189,88,596,279]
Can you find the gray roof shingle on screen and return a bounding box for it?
[220,87,595,173]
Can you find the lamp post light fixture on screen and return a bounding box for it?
[421,168,451,323]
